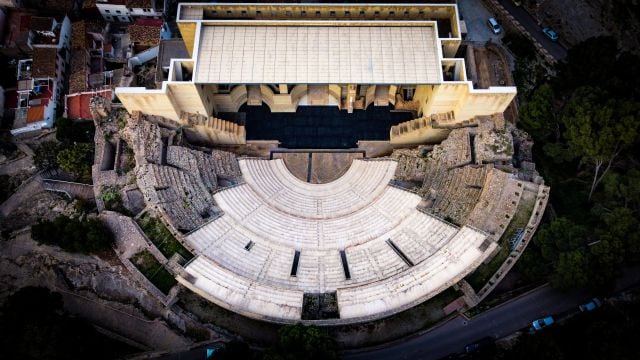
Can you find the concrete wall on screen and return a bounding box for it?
[116,87,181,121]
[423,83,515,121]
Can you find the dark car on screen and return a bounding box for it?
[465,336,495,354]
[542,27,559,41]
[531,316,554,331]
[579,298,602,312]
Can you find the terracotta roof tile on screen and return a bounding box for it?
[128,24,161,47]
[71,21,86,49]
[69,50,89,94]
[32,47,58,78]
[66,90,112,119]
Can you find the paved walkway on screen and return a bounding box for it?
[41,179,95,200]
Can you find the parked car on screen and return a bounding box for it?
[487,17,502,34]
[531,316,554,331]
[465,336,495,354]
[579,298,603,312]
[542,27,559,41]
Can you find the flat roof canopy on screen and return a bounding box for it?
[195,25,441,84]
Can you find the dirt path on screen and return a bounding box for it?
[0,174,42,217]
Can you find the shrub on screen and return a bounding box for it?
[31,215,114,254]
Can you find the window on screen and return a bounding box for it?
[286,11,292,17]
[255,10,261,16]
[330,11,336,17]
[226,10,232,15]
[301,10,306,17]
[315,11,321,17]
[374,11,380,17]
[419,11,425,16]
[241,10,247,17]
[389,11,395,17]
[359,10,365,17]
[402,87,415,101]
[344,11,350,16]
[404,11,410,17]
[105,9,110,13]
[116,10,121,14]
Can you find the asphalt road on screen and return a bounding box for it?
[496,0,568,60]
[344,267,640,360]
[457,0,504,43]
[342,284,588,360]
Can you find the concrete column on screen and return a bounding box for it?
[346,84,357,113]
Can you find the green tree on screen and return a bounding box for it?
[264,323,337,360]
[57,143,94,181]
[603,169,640,210]
[519,83,559,139]
[33,140,62,171]
[560,87,639,199]
[598,207,640,263]
[552,249,590,289]
[534,218,589,261]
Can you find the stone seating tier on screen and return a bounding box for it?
[239,159,396,219]
[179,159,494,322]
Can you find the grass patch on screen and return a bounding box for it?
[137,213,193,261]
[465,190,538,291]
[130,250,177,294]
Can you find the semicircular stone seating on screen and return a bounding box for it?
[179,158,497,323]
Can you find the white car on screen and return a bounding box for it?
[487,17,502,34]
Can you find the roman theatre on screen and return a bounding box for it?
[105,3,550,324]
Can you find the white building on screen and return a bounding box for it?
[11,16,71,135]
[96,0,163,22]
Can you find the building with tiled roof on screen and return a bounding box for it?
[68,20,110,96]
[128,21,161,50]
[69,51,90,94]
[65,89,112,120]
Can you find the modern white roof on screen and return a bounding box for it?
[195,25,441,84]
